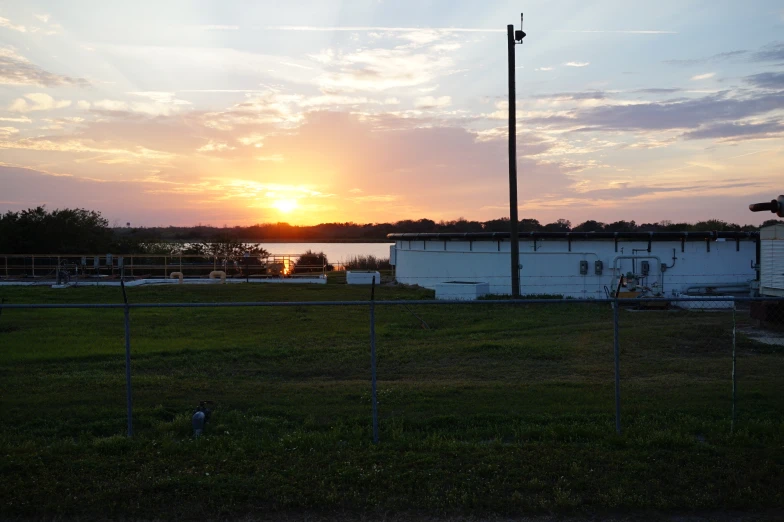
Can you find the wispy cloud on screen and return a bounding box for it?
[564,61,589,67]
[415,96,451,109]
[553,29,676,34]
[317,47,455,92]
[665,50,748,66]
[665,43,784,65]
[690,72,715,81]
[0,48,90,87]
[191,25,239,30]
[0,116,32,123]
[9,93,71,112]
[745,71,784,89]
[535,67,554,72]
[0,16,27,33]
[265,25,503,33]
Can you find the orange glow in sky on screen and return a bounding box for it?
[0,2,782,227]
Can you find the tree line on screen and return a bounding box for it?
[1,206,782,254]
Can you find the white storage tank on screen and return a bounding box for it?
[760,224,784,297]
[435,281,490,301]
[346,271,381,285]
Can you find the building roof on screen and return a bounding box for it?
[387,231,759,241]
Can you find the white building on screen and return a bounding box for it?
[388,231,759,298]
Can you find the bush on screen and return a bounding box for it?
[293,250,332,273]
[344,255,391,271]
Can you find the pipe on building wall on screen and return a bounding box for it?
[612,255,663,294]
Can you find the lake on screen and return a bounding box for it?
[249,243,394,264]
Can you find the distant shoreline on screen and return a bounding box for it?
[141,239,396,244]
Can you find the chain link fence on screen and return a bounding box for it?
[1,285,782,443]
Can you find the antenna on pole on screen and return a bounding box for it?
[516,13,527,43]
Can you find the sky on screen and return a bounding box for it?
[1,0,783,227]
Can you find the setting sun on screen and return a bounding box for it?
[274,199,299,213]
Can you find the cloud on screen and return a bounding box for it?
[526,90,784,133]
[533,91,608,100]
[745,72,784,89]
[0,48,90,87]
[681,120,784,141]
[564,62,590,67]
[665,50,748,66]
[633,88,682,94]
[265,25,503,33]
[0,116,32,123]
[33,14,50,23]
[0,16,27,32]
[93,100,130,111]
[102,44,314,86]
[197,140,235,153]
[415,96,451,109]
[351,194,399,202]
[9,93,72,112]
[90,95,193,116]
[690,72,715,81]
[191,25,239,30]
[535,67,554,72]
[553,29,676,34]
[752,42,784,62]
[664,42,784,66]
[127,91,191,104]
[317,47,455,92]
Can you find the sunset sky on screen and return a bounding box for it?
[1,0,783,227]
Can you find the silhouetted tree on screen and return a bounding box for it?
[542,219,571,232]
[573,220,605,232]
[604,220,636,232]
[0,206,112,254]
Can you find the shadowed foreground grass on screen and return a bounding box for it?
[0,283,782,519]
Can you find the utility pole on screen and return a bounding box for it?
[508,15,526,297]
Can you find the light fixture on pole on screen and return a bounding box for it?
[508,14,526,297]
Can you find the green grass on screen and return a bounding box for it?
[0,284,782,519]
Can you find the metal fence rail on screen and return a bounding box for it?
[1,291,782,441]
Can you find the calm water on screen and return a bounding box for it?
[250,243,394,264]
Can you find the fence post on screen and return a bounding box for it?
[121,281,134,437]
[370,276,379,444]
[613,298,621,435]
[731,301,737,433]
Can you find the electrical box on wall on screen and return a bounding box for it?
[595,260,603,275]
[640,261,650,276]
[579,260,588,275]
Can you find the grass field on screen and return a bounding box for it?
[0,283,783,520]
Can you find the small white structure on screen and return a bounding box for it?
[389,231,758,298]
[346,271,381,285]
[435,281,490,301]
[760,224,784,297]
